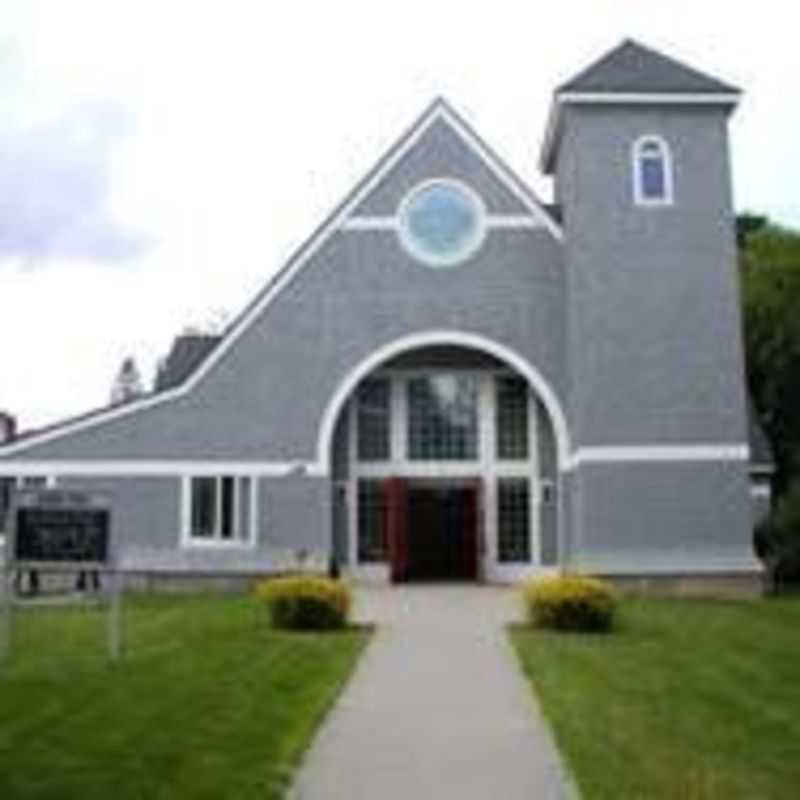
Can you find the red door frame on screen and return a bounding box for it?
[385,477,483,583]
[463,479,482,581]
[385,477,409,582]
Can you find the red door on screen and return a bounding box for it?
[385,478,409,583]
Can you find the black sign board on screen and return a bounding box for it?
[10,490,111,566]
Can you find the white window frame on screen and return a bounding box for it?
[180,475,258,548]
[397,177,488,268]
[15,475,57,489]
[347,369,540,576]
[632,135,674,207]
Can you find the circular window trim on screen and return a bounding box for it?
[397,178,488,268]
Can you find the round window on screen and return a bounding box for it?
[398,180,486,268]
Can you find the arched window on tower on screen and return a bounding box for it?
[633,136,673,206]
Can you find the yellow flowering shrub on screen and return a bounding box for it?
[522,574,616,632]
[255,576,352,630]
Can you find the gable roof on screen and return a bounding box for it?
[0,98,561,459]
[560,39,740,95]
[540,40,741,174]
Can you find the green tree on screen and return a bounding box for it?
[739,218,800,493]
[740,216,800,586]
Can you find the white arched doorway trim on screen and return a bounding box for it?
[314,329,571,473]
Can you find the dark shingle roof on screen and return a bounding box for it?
[559,39,740,96]
[155,334,220,392]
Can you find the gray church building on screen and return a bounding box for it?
[0,41,774,584]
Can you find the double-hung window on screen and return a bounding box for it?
[185,476,254,545]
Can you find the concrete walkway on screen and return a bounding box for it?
[290,585,577,799]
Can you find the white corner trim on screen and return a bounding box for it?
[632,134,674,207]
[567,444,750,470]
[315,329,572,472]
[0,101,562,461]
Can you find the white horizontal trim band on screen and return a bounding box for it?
[567,444,750,470]
[0,461,319,478]
[558,92,741,105]
[0,444,752,478]
[341,214,540,231]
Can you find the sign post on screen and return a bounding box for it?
[0,489,118,666]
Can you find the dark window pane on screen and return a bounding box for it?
[220,477,235,539]
[357,378,391,461]
[357,480,387,562]
[408,374,478,460]
[641,156,666,199]
[496,377,528,460]
[191,477,216,538]
[497,479,530,563]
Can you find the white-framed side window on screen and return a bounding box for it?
[632,135,673,206]
[16,475,57,489]
[181,475,257,546]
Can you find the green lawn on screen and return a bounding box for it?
[511,596,800,800]
[0,594,369,800]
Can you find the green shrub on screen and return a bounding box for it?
[522,574,616,632]
[758,479,800,591]
[255,576,352,630]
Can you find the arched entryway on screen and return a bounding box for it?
[319,332,569,583]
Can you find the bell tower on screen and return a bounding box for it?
[541,41,756,573]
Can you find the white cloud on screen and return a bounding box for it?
[0,0,798,429]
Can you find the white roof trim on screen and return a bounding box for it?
[0,100,562,460]
[540,91,741,173]
[559,92,741,105]
[0,460,316,477]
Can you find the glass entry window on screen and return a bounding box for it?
[348,367,545,574]
[497,478,531,562]
[357,378,391,461]
[407,374,479,460]
[496,377,528,460]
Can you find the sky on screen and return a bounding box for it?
[0,0,797,431]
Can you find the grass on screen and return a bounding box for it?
[0,593,369,800]
[511,595,800,800]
